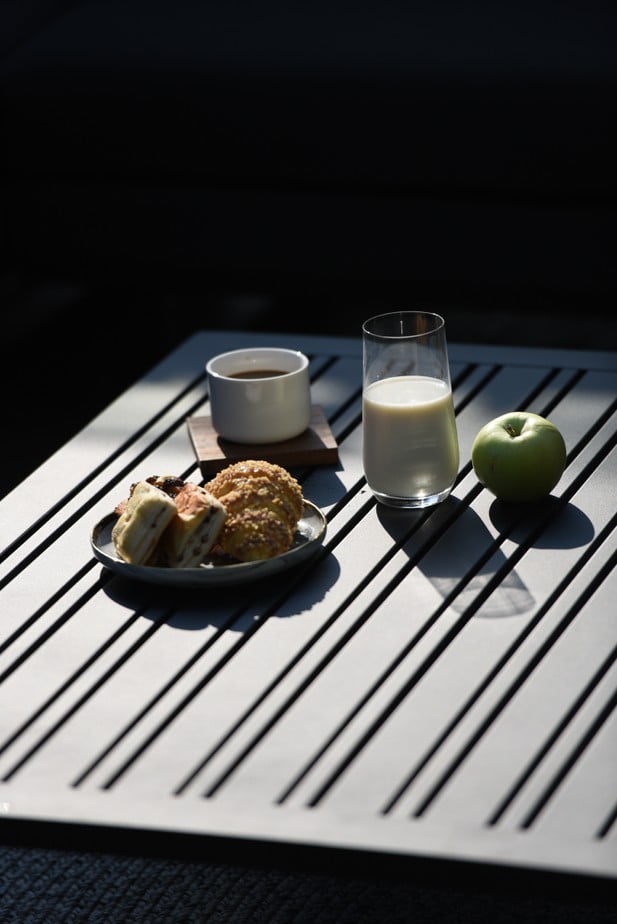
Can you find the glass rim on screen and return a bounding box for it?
[362,310,445,339]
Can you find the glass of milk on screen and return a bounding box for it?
[362,311,459,508]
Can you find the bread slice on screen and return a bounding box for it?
[111,481,177,565]
[159,483,227,568]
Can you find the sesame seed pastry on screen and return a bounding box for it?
[204,460,304,562]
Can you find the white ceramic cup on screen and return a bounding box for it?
[206,347,312,444]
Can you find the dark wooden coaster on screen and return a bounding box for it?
[186,405,339,477]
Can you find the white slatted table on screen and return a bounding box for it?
[0,330,615,882]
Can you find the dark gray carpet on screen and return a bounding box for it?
[1,838,616,923]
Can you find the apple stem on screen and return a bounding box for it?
[505,424,518,438]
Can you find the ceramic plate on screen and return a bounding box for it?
[90,500,327,588]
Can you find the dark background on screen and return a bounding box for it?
[2,2,616,497]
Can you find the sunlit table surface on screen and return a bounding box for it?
[0,330,615,883]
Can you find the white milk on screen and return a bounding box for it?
[362,375,459,500]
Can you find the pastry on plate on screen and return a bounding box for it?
[111,480,178,565]
[112,477,226,568]
[158,482,227,568]
[204,460,304,562]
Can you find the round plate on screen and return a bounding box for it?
[90,500,327,588]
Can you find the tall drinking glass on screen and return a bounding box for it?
[362,311,459,508]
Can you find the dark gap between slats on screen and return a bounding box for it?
[291,373,576,806]
[0,561,103,657]
[0,442,198,594]
[268,488,489,806]
[176,498,397,795]
[450,362,479,393]
[1,353,357,585]
[329,406,362,451]
[186,482,472,798]
[97,603,266,790]
[0,373,207,566]
[8,360,608,796]
[300,490,526,808]
[313,416,617,809]
[381,509,617,817]
[78,466,371,791]
[487,637,617,826]
[408,500,617,819]
[1,612,171,782]
[314,475,368,524]
[334,396,362,433]
[523,687,617,830]
[536,369,586,417]
[0,608,144,761]
[100,523,359,792]
[72,603,252,788]
[193,468,500,800]
[453,364,501,416]
[193,369,572,804]
[195,509,448,799]
[596,797,617,839]
[0,361,582,576]
[563,397,617,469]
[102,559,327,792]
[517,550,617,830]
[309,355,337,383]
[454,364,500,415]
[96,486,377,792]
[0,570,109,688]
[3,354,346,596]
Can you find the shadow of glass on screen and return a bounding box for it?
[377,497,534,618]
[489,496,595,550]
[302,465,353,511]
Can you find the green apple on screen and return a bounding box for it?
[471,412,567,503]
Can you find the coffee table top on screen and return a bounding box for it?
[0,330,615,882]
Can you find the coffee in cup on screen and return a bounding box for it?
[206,347,311,444]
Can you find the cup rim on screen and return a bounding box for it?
[206,347,309,380]
[362,310,445,339]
